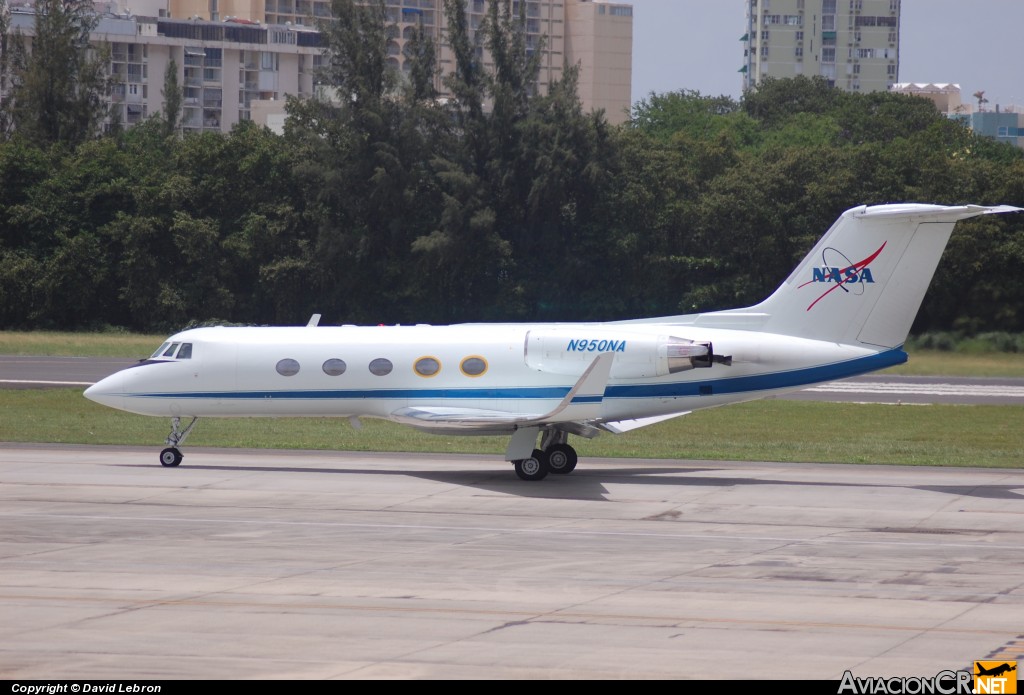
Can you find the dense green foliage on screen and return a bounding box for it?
[0,0,111,145]
[0,0,1022,333]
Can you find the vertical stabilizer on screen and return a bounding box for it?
[717,204,1021,347]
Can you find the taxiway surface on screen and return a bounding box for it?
[1,445,1022,679]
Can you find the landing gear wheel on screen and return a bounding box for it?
[546,443,578,474]
[514,454,548,481]
[159,447,183,467]
[161,417,198,468]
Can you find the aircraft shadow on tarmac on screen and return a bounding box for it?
[115,462,1024,503]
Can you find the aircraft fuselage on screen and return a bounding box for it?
[87,323,903,423]
[83,203,1023,479]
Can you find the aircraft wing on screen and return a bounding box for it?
[599,411,692,434]
[390,352,615,433]
[390,405,546,430]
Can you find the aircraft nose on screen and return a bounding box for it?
[84,371,126,411]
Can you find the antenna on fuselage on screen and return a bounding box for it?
[306,313,321,327]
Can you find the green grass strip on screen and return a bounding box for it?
[885,351,1024,377]
[0,331,166,358]
[2,389,1021,469]
[3,330,1024,376]
[4,330,1024,375]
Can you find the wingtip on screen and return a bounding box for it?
[980,204,1024,215]
[856,203,1024,220]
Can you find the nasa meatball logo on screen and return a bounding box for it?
[800,242,886,311]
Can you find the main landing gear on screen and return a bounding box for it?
[512,431,579,481]
[159,416,198,467]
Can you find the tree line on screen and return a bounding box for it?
[1,0,1022,334]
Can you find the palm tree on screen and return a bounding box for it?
[973,90,988,112]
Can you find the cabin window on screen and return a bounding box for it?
[162,342,180,357]
[177,343,193,359]
[460,356,487,377]
[322,358,347,376]
[150,342,171,359]
[276,358,300,376]
[414,357,441,377]
[368,358,393,376]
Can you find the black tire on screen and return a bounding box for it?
[546,443,578,474]
[159,447,183,467]
[514,455,548,481]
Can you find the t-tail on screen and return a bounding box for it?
[664,204,1022,348]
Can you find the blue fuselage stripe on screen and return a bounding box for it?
[608,347,906,398]
[125,349,908,402]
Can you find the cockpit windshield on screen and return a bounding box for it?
[149,342,193,360]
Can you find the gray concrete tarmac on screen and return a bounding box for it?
[1,444,1022,679]
[0,355,137,388]
[784,374,1024,406]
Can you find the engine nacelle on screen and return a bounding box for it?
[524,328,728,378]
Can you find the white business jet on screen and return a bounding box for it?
[85,203,1020,480]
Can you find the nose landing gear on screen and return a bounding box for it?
[159,416,199,467]
[160,447,183,467]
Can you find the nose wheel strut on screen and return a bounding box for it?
[160,416,199,467]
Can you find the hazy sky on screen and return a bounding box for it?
[629,0,1024,110]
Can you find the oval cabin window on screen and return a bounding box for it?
[275,358,300,377]
[460,356,488,377]
[322,358,347,376]
[369,358,393,376]
[414,357,441,377]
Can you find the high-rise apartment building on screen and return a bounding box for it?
[168,0,634,123]
[8,8,322,134]
[565,0,633,121]
[3,0,632,135]
[742,0,900,93]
